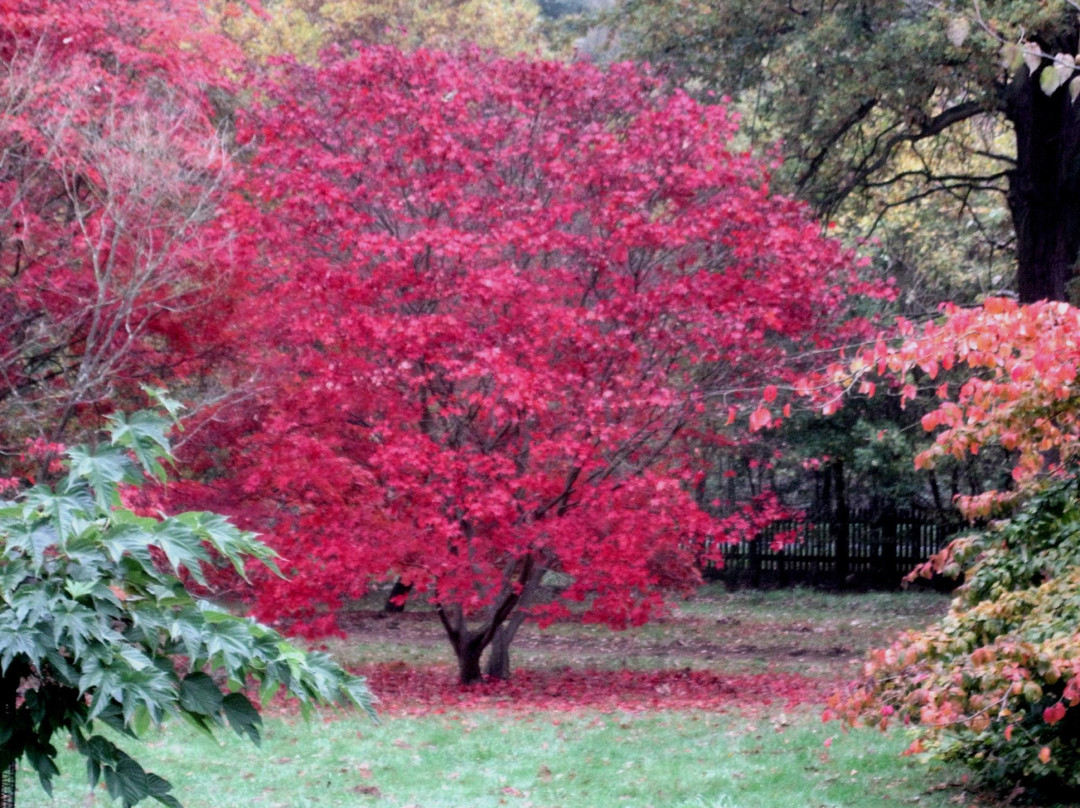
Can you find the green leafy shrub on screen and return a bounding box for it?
[0,395,374,808]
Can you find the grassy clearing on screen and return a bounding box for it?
[19,709,967,808]
[324,585,952,683]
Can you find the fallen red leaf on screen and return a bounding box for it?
[343,664,829,716]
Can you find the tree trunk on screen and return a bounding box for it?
[485,625,513,682]
[452,631,487,686]
[1005,61,1080,303]
[484,562,545,680]
[436,555,539,686]
[485,612,526,681]
[383,579,411,613]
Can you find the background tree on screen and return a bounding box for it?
[0,398,373,808]
[202,47,887,685]
[598,0,1080,304]
[0,0,248,477]
[210,0,549,63]
[750,370,1016,523]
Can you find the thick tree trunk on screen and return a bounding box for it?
[485,628,512,682]
[436,555,539,686]
[1005,61,1080,303]
[452,632,487,686]
[437,603,488,685]
[485,613,525,681]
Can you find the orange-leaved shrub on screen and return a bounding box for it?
[823,299,1080,799]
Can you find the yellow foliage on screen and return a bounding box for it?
[210,0,549,62]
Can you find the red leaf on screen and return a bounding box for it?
[1044,701,1067,726]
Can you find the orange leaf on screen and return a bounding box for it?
[749,406,772,432]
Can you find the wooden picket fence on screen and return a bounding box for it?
[707,508,961,590]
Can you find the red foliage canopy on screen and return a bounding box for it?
[211,47,880,682]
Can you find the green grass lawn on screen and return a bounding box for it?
[18,709,967,808]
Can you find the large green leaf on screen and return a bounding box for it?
[25,740,60,795]
[222,692,262,743]
[50,601,101,661]
[100,525,159,572]
[204,619,260,675]
[147,772,183,808]
[0,520,58,569]
[84,733,121,768]
[341,676,378,717]
[0,554,34,600]
[175,511,278,577]
[104,753,151,808]
[140,386,185,422]
[167,608,211,660]
[152,520,211,585]
[0,624,45,673]
[106,410,174,481]
[21,484,91,545]
[178,673,224,717]
[66,445,140,510]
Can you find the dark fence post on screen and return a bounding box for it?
[777,534,789,587]
[833,506,849,588]
[749,535,762,588]
[881,505,898,586]
[831,462,849,588]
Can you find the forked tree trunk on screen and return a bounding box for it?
[437,556,542,685]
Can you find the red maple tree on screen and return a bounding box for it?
[209,47,882,684]
[0,0,245,472]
